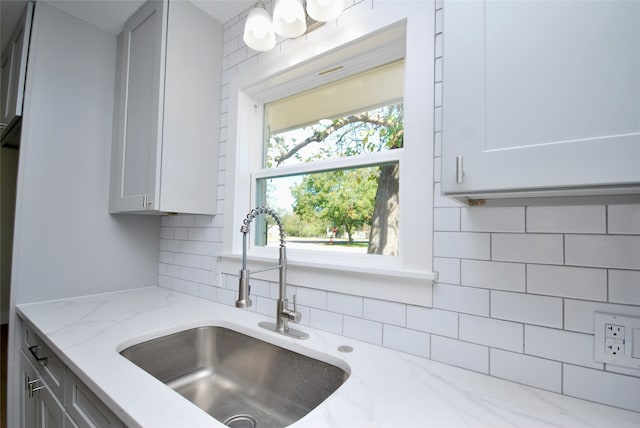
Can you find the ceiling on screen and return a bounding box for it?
[2,0,254,51]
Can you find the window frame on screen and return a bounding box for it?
[221,2,436,306]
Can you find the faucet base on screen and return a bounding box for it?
[259,321,309,340]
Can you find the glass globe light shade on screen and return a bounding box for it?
[306,0,344,22]
[243,3,276,51]
[273,0,307,38]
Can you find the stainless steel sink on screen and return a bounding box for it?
[120,326,349,428]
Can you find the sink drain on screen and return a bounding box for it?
[223,414,257,428]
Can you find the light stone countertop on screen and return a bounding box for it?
[16,286,640,428]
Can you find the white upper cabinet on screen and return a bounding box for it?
[110,0,222,214]
[441,1,640,202]
[1,2,33,137]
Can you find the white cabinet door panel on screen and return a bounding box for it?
[442,0,640,197]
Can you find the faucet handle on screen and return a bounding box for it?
[283,295,302,323]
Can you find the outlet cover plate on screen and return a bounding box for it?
[594,312,640,369]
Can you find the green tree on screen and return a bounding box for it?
[272,104,403,254]
[291,167,379,243]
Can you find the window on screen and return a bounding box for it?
[222,5,435,306]
[255,61,403,256]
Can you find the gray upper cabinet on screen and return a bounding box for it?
[1,2,33,138]
[110,0,222,214]
[441,1,640,202]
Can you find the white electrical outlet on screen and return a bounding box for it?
[604,338,624,356]
[605,323,624,338]
[594,312,640,369]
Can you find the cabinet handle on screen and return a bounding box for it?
[28,345,48,364]
[456,155,464,184]
[142,195,153,208]
[27,378,44,398]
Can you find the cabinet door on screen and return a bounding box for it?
[20,352,65,428]
[110,0,167,212]
[442,1,640,198]
[37,388,65,428]
[1,2,33,129]
[65,371,124,428]
[21,352,38,428]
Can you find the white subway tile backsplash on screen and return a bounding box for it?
[461,207,525,233]
[608,204,640,235]
[199,284,217,302]
[363,298,406,327]
[609,270,640,305]
[216,287,239,307]
[434,232,491,260]
[296,287,327,309]
[492,234,564,265]
[566,235,640,269]
[524,325,603,369]
[491,291,562,328]
[433,257,460,285]
[256,296,276,317]
[527,206,606,234]
[406,306,458,338]
[158,274,171,288]
[309,308,343,335]
[327,292,363,317]
[564,299,640,334]
[159,251,172,264]
[527,265,607,301]
[459,315,523,352]
[433,283,490,317]
[431,336,488,374]
[187,227,204,241]
[383,325,430,358]
[564,365,640,412]
[174,227,188,240]
[160,227,174,239]
[167,240,180,252]
[166,264,179,278]
[434,208,460,231]
[179,266,195,281]
[184,281,200,297]
[490,349,561,393]
[180,215,197,227]
[434,183,463,208]
[461,260,525,292]
[343,316,382,345]
[247,278,270,298]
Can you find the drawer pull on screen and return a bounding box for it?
[27,378,44,398]
[28,345,48,364]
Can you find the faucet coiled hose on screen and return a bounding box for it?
[240,206,286,247]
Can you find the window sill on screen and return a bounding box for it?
[218,252,436,307]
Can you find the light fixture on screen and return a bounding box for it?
[306,0,344,22]
[243,1,276,52]
[273,0,307,38]
[243,0,345,52]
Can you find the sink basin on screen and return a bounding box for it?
[120,326,349,427]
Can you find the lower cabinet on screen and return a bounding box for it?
[19,324,126,428]
[20,352,65,428]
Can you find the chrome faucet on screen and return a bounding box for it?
[236,206,309,340]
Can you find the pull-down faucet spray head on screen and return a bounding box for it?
[235,207,285,309]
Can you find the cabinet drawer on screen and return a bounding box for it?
[65,370,123,428]
[23,325,66,404]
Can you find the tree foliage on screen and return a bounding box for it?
[269,104,403,254]
[291,167,379,242]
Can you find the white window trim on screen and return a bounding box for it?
[221,1,436,306]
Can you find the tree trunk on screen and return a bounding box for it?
[368,164,399,255]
